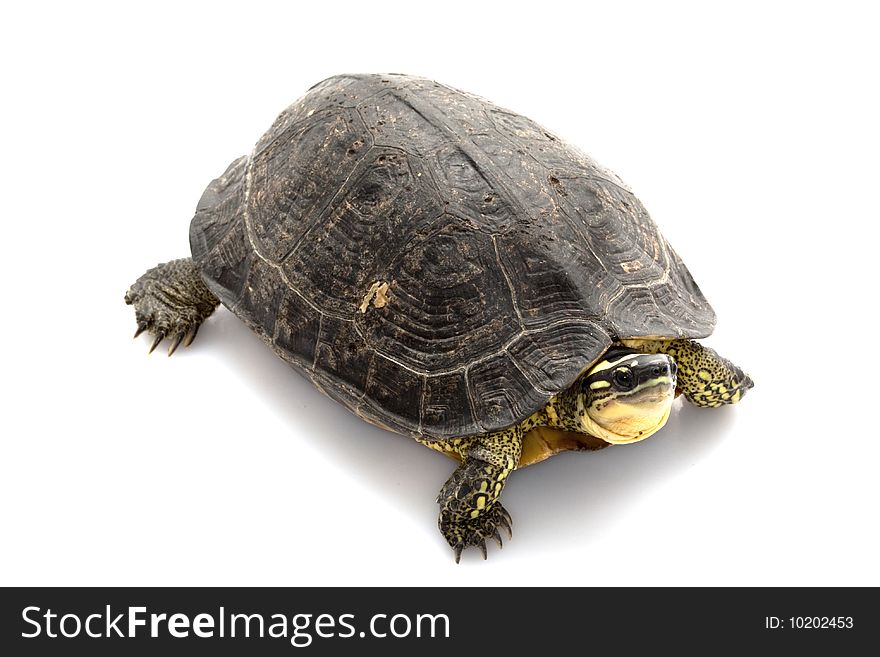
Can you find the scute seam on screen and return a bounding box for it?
[492,234,524,325]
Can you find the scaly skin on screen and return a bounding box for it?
[125,258,220,355]
[436,427,521,563]
[434,390,581,562]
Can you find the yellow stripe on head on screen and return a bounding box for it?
[589,352,638,374]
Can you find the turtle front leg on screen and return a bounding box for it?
[625,339,754,407]
[125,258,220,355]
[438,426,522,562]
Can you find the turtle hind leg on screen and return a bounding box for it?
[626,338,754,407]
[438,427,522,563]
[125,258,220,355]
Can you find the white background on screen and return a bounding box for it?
[2,1,878,586]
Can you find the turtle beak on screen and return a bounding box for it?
[629,355,677,400]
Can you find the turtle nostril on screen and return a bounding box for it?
[651,365,662,377]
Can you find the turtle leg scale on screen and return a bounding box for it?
[125,258,220,355]
[438,426,522,563]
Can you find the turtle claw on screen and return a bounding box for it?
[135,318,205,356]
[498,511,513,539]
[167,332,185,356]
[131,315,199,356]
[441,503,511,563]
[148,331,165,354]
[184,324,199,347]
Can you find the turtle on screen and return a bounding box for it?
[125,73,753,561]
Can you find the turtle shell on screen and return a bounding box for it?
[189,74,715,440]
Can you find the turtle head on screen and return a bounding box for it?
[578,349,677,444]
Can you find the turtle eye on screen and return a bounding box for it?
[613,368,635,390]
